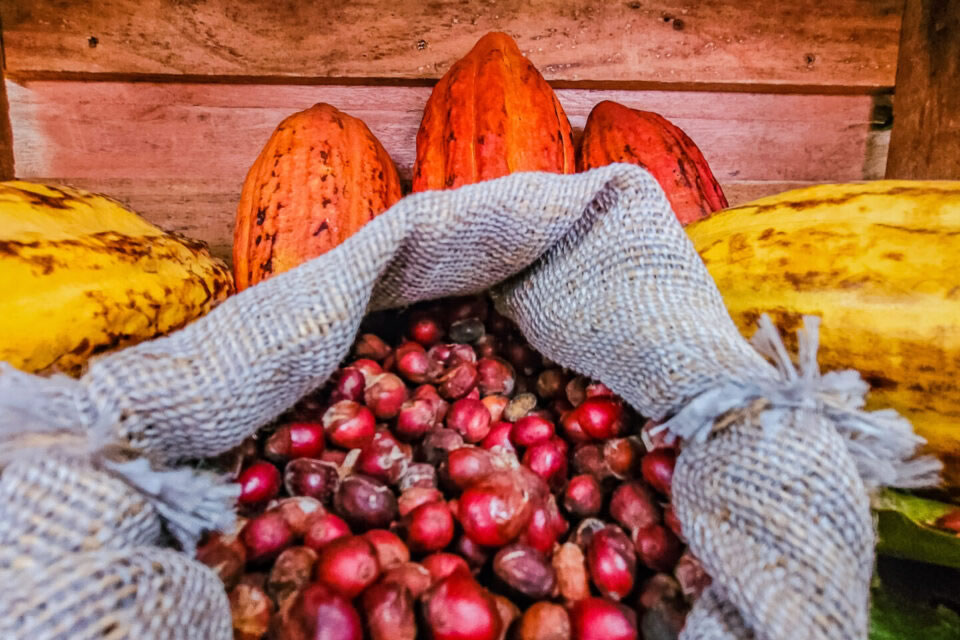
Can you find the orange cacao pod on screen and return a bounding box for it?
[578,100,727,224]
[233,103,402,290]
[412,32,575,192]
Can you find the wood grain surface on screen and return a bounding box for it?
[0,0,903,89]
[6,79,883,260]
[0,73,13,180]
[7,81,877,182]
[886,0,960,179]
[0,52,14,182]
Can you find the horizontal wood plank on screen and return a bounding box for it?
[7,79,884,261]
[0,0,903,89]
[6,81,878,183]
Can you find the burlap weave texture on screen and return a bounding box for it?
[0,164,934,639]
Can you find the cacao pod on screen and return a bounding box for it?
[234,103,402,290]
[413,32,575,192]
[578,100,727,224]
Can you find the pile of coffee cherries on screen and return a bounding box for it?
[197,295,710,640]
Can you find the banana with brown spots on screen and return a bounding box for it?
[0,181,233,376]
[687,181,960,490]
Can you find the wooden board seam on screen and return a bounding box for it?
[0,71,895,95]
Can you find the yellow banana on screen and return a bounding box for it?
[686,180,960,489]
[0,181,233,376]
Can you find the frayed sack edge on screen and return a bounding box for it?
[652,313,942,491]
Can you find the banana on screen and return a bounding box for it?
[686,180,960,489]
[0,181,234,376]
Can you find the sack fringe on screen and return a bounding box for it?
[0,363,237,552]
[653,314,942,490]
[0,362,99,436]
[99,456,239,556]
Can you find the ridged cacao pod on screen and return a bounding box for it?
[234,103,402,290]
[412,32,575,192]
[578,100,727,224]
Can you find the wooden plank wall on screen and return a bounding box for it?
[0,0,903,261]
[0,70,14,180]
[886,0,960,179]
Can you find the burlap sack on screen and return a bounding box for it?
[0,164,939,639]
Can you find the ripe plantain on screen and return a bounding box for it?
[686,180,960,489]
[0,181,233,376]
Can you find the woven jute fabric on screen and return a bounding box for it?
[0,164,935,639]
[681,585,755,639]
[19,164,771,462]
[0,453,160,570]
[0,547,230,640]
[672,411,874,640]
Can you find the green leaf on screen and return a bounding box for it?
[869,567,960,640]
[872,488,960,569]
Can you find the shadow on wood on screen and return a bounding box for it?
[886,0,960,179]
